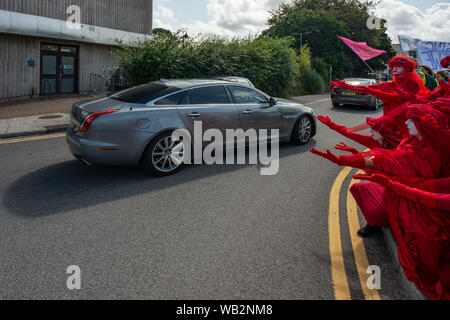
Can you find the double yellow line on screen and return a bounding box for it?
[0,133,65,145]
[329,167,381,300]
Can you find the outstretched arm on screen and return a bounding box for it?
[354,174,450,211]
[310,148,373,169]
[317,115,381,149]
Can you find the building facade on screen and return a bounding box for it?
[0,0,153,101]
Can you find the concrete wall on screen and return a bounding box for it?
[0,0,152,34]
[0,34,119,99]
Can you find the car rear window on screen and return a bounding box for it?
[110,83,180,104]
[345,80,371,86]
[154,90,187,105]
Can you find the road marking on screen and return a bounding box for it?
[305,98,330,106]
[0,133,66,145]
[329,166,352,300]
[347,173,381,300]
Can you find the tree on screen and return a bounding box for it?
[263,9,350,78]
[264,0,395,77]
[152,28,173,37]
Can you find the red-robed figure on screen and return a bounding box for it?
[355,173,450,300]
[317,115,402,151]
[310,104,448,231]
[330,55,429,133]
[311,105,450,299]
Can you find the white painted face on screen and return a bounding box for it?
[405,119,419,136]
[392,66,405,76]
[370,128,384,144]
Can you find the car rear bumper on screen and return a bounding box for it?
[66,128,132,166]
[331,94,374,106]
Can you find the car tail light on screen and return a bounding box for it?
[79,109,119,132]
[331,87,336,93]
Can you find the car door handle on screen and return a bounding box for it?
[243,110,253,115]
[187,112,201,118]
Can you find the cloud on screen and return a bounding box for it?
[154,0,450,42]
[374,0,450,42]
[182,0,288,38]
[153,2,176,30]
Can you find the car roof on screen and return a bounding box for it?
[344,78,375,81]
[154,79,234,89]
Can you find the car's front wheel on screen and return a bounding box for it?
[291,115,313,145]
[141,131,186,176]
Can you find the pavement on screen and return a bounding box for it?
[0,93,426,300]
[0,96,91,138]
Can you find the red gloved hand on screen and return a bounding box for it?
[331,79,362,92]
[335,142,359,154]
[310,148,340,164]
[354,173,390,185]
[317,115,331,126]
[311,149,367,169]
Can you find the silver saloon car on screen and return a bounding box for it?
[66,79,316,176]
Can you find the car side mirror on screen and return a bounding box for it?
[269,97,277,106]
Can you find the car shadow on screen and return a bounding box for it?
[3,140,316,218]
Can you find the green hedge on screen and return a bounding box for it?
[114,33,300,98]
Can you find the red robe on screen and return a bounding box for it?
[356,174,450,300]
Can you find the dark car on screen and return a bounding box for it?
[331,78,383,110]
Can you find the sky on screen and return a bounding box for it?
[153,0,450,43]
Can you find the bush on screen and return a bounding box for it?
[301,68,325,94]
[298,45,311,76]
[114,33,300,98]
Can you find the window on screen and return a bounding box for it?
[345,79,371,86]
[60,46,77,53]
[154,91,187,105]
[185,86,230,104]
[111,83,180,104]
[230,86,268,104]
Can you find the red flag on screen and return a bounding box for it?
[339,36,386,61]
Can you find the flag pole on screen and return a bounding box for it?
[361,59,376,74]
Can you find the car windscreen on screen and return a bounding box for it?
[344,79,371,86]
[110,83,180,104]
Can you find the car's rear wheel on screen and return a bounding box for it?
[142,131,185,176]
[332,102,339,108]
[291,115,313,145]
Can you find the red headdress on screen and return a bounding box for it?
[387,55,429,98]
[366,116,402,146]
[388,54,417,72]
[441,56,450,69]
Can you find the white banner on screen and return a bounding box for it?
[398,35,420,52]
[398,35,450,71]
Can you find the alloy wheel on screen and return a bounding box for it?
[151,136,185,173]
[298,117,312,143]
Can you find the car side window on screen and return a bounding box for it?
[183,86,230,105]
[154,91,187,105]
[230,86,267,104]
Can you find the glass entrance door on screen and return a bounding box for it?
[40,44,78,95]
